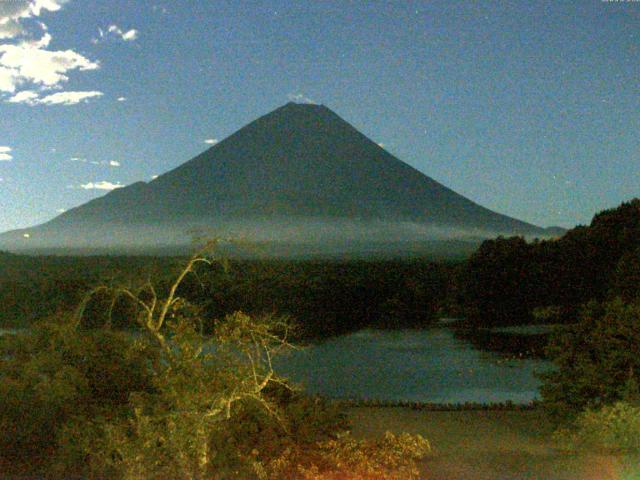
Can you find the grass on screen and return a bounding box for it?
[348,407,640,480]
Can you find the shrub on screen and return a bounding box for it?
[263,431,431,480]
[1,248,431,479]
[539,298,640,421]
[554,401,640,453]
[0,319,156,461]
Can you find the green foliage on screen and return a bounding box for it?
[610,246,640,302]
[0,253,165,327]
[539,299,640,421]
[462,198,640,327]
[554,402,640,453]
[462,236,535,325]
[531,305,565,323]
[0,253,455,337]
[0,318,157,460]
[192,258,454,337]
[263,431,430,480]
[0,252,431,479]
[68,250,302,479]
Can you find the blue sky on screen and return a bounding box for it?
[1,0,638,232]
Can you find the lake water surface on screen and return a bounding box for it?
[1,325,552,404]
[275,327,552,404]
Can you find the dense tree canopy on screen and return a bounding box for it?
[0,253,457,337]
[539,299,640,421]
[462,199,640,326]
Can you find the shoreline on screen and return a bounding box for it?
[334,398,540,411]
[347,406,640,480]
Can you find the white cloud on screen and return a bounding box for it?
[121,29,138,41]
[7,90,103,106]
[1,3,103,107]
[204,138,218,145]
[287,92,316,104]
[151,174,158,179]
[0,20,22,40]
[7,89,38,103]
[36,91,103,105]
[117,96,126,102]
[0,0,67,40]
[94,24,138,43]
[0,32,100,94]
[90,27,103,44]
[30,1,67,16]
[56,208,66,213]
[0,146,12,161]
[70,157,121,167]
[80,181,123,190]
[0,66,18,92]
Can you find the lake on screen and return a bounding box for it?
[275,327,552,404]
[1,325,552,405]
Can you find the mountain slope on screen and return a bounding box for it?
[0,102,546,254]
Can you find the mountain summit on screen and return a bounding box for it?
[1,102,547,254]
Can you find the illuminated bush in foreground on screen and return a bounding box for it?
[0,246,430,479]
[555,401,640,453]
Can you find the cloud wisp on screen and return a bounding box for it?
[69,157,121,167]
[0,145,12,161]
[0,0,67,40]
[79,181,123,191]
[204,138,218,145]
[11,90,103,105]
[287,92,316,104]
[92,24,138,44]
[38,91,103,105]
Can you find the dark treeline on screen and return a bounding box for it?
[192,259,456,337]
[0,252,458,338]
[461,198,640,327]
[0,254,171,328]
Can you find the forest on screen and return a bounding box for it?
[461,198,640,327]
[0,252,458,338]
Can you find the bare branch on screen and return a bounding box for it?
[74,285,111,328]
[156,255,212,332]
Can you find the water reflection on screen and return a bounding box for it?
[274,328,552,404]
[0,326,552,404]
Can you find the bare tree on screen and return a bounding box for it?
[75,240,296,479]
